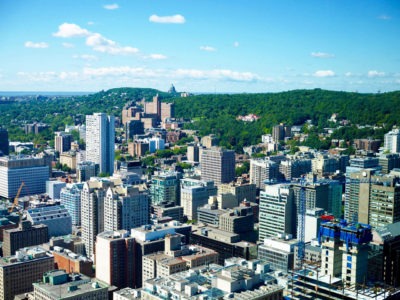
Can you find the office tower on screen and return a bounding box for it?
[369,177,400,228]
[33,270,109,300]
[180,179,216,221]
[258,235,298,273]
[200,134,219,149]
[148,137,165,153]
[0,247,54,300]
[312,153,339,175]
[60,183,84,226]
[85,113,115,175]
[161,102,175,122]
[250,159,279,189]
[304,208,325,243]
[104,184,150,232]
[272,123,291,143]
[144,94,161,117]
[54,131,72,154]
[125,119,144,140]
[0,127,9,155]
[379,153,400,174]
[218,206,254,234]
[76,161,99,182]
[2,220,49,256]
[149,172,181,205]
[81,178,112,258]
[46,180,66,200]
[26,205,72,238]
[201,147,235,185]
[319,221,372,286]
[259,184,295,241]
[187,143,200,162]
[96,230,135,289]
[122,102,143,125]
[218,182,257,203]
[0,155,50,198]
[279,158,312,181]
[384,128,400,154]
[152,202,184,222]
[353,138,381,153]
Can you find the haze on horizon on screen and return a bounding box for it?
[0,0,399,93]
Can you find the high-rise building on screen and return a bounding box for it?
[384,128,400,154]
[76,161,99,182]
[85,113,115,175]
[60,183,84,226]
[81,178,112,258]
[0,155,50,198]
[0,247,54,300]
[379,153,400,174]
[0,127,9,155]
[272,123,291,143]
[218,181,257,203]
[180,178,216,220]
[161,102,175,122]
[54,131,72,154]
[201,147,235,185]
[46,180,66,200]
[200,134,219,149]
[2,220,49,256]
[149,172,181,205]
[96,230,135,289]
[250,159,279,190]
[125,119,144,140]
[104,184,150,232]
[259,184,295,241]
[279,158,312,181]
[187,143,200,162]
[218,206,254,234]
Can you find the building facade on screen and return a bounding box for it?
[201,148,235,185]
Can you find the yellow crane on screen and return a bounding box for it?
[8,182,24,213]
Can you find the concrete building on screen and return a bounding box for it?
[85,113,115,175]
[125,119,144,140]
[81,178,112,258]
[258,235,299,273]
[52,247,93,277]
[279,158,312,181]
[33,270,108,300]
[379,153,400,174]
[259,184,295,241]
[96,230,135,288]
[208,193,237,209]
[60,183,84,226]
[0,127,9,155]
[128,140,149,158]
[54,132,72,154]
[384,128,400,154]
[104,184,150,232]
[46,180,67,200]
[0,247,54,300]
[3,220,49,256]
[186,144,200,163]
[76,161,99,182]
[0,155,50,198]
[304,208,325,243]
[148,137,165,153]
[200,134,219,149]
[272,123,291,143]
[152,202,184,222]
[180,178,216,220]
[218,182,256,203]
[249,159,279,190]
[200,147,235,185]
[218,206,254,234]
[197,205,226,226]
[24,122,49,135]
[150,172,181,205]
[354,138,381,153]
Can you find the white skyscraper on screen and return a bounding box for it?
[384,128,400,154]
[86,113,115,175]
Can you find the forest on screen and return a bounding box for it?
[1,88,399,152]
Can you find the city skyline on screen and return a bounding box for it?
[0,0,399,93]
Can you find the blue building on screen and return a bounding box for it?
[60,183,84,226]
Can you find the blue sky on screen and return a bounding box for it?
[0,0,399,93]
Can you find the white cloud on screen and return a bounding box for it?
[368,70,385,77]
[145,54,167,60]
[149,14,185,24]
[313,70,335,77]
[311,52,334,58]
[62,42,75,48]
[24,41,49,48]
[200,46,216,52]
[233,41,240,48]
[73,54,98,61]
[53,23,90,38]
[103,3,119,10]
[17,71,79,82]
[378,14,391,20]
[86,33,139,55]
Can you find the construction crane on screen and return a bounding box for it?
[8,182,24,213]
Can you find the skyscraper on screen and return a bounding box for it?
[201,147,235,185]
[86,113,115,176]
[0,127,9,155]
[384,128,400,154]
[54,132,72,154]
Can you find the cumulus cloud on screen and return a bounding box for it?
[233,41,239,48]
[311,52,334,58]
[53,23,90,38]
[62,42,75,48]
[368,70,385,77]
[86,33,139,55]
[103,3,119,10]
[200,46,216,52]
[145,54,167,60]
[25,41,49,48]
[313,70,335,77]
[149,14,185,24]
